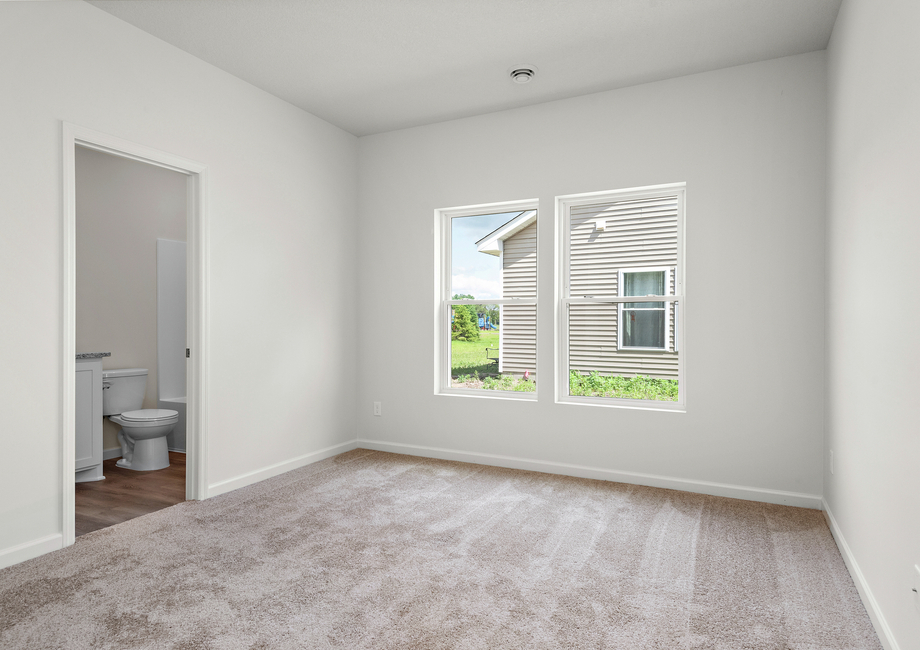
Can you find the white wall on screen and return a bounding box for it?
[76,146,186,452]
[357,52,827,504]
[825,0,920,647]
[0,1,357,561]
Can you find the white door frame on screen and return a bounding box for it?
[61,122,210,547]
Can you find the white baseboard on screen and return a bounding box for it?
[0,533,63,570]
[356,439,823,509]
[823,500,899,650]
[207,440,358,498]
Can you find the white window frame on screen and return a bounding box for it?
[617,266,672,352]
[434,198,539,400]
[555,183,685,411]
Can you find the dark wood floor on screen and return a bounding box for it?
[75,451,186,537]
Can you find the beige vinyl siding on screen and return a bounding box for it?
[569,196,678,379]
[500,304,536,375]
[502,221,537,298]
[501,221,537,375]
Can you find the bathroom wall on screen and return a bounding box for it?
[75,146,186,453]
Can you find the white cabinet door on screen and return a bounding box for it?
[75,360,102,471]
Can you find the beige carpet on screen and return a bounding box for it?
[0,449,882,649]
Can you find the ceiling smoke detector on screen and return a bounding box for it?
[509,67,536,84]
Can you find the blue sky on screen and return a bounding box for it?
[451,211,520,300]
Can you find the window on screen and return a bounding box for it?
[618,268,671,351]
[557,184,684,409]
[435,199,538,398]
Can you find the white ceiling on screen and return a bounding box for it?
[88,0,842,137]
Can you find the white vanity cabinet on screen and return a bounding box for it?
[75,358,104,482]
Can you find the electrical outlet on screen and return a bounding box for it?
[373,401,382,417]
[912,565,920,614]
[830,450,834,475]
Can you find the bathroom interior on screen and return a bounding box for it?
[74,145,188,536]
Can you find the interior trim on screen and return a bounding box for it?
[823,499,899,650]
[62,122,210,547]
[208,440,358,498]
[0,534,63,571]
[356,439,823,509]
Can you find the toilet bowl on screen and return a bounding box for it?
[102,368,178,472]
[109,409,178,471]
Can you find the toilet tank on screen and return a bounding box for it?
[102,368,148,416]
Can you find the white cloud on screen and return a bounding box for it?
[452,274,501,300]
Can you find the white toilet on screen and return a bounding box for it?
[103,368,178,471]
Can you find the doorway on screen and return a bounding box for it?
[62,123,210,546]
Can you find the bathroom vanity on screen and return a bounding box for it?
[75,353,109,482]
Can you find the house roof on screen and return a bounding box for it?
[476,210,537,257]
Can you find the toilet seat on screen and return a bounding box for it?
[119,408,179,422]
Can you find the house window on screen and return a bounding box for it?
[557,184,684,409]
[435,199,538,398]
[618,268,671,351]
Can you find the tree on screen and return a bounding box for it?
[451,294,480,341]
[452,305,480,340]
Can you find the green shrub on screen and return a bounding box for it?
[451,372,536,392]
[481,375,535,392]
[569,371,677,401]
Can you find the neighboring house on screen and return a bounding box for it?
[567,194,679,380]
[476,210,537,376]
[478,196,679,380]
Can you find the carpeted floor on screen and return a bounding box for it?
[0,449,882,649]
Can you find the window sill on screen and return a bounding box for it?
[437,388,538,402]
[617,347,671,353]
[557,395,685,412]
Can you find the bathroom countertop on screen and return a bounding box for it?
[75,352,111,360]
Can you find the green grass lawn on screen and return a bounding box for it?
[451,332,676,399]
[451,330,500,376]
[451,330,536,392]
